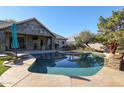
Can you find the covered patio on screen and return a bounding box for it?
[5,32,54,50]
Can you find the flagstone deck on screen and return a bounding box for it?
[0,51,124,87]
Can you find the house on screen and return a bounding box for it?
[53,33,67,49]
[0,18,67,51]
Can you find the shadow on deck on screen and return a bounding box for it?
[70,76,91,81]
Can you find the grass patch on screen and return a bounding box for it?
[0,56,12,75]
[0,56,16,87]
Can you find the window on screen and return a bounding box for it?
[39,29,43,33]
[31,25,34,30]
[62,41,65,44]
[32,36,38,40]
[23,24,27,28]
[40,28,45,33]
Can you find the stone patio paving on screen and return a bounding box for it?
[0,65,124,87]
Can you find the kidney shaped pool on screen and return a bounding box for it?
[28,52,104,76]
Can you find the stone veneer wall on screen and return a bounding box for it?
[104,57,123,71]
[0,20,55,50]
[0,31,5,51]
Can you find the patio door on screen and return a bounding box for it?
[9,36,25,49]
[18,37,25,49]
[40,40,43,49]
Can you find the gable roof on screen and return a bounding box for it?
[52,32,67,40]
[0,21,13,29]
[0,18,56,37]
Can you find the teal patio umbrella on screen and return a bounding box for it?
[11,23,19,57]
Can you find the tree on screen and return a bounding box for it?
[97,16,107,32]
[96,9,124,54]
[97,9,124,32]
[95,31,124,54]
[75,30,94,49]
[75,36,83,47]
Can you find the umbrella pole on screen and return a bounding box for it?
[13,48,17,63]
[15,48,17,59]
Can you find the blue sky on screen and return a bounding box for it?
[0,6,123,37]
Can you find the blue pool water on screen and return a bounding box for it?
[28,52,104,76]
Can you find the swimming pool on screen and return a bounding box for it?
[28,52,104,76]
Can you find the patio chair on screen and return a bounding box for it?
[5,51,28,64]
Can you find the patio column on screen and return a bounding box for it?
[25,35,28,50]
[0,31,5,51]
[51,37,55,50]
